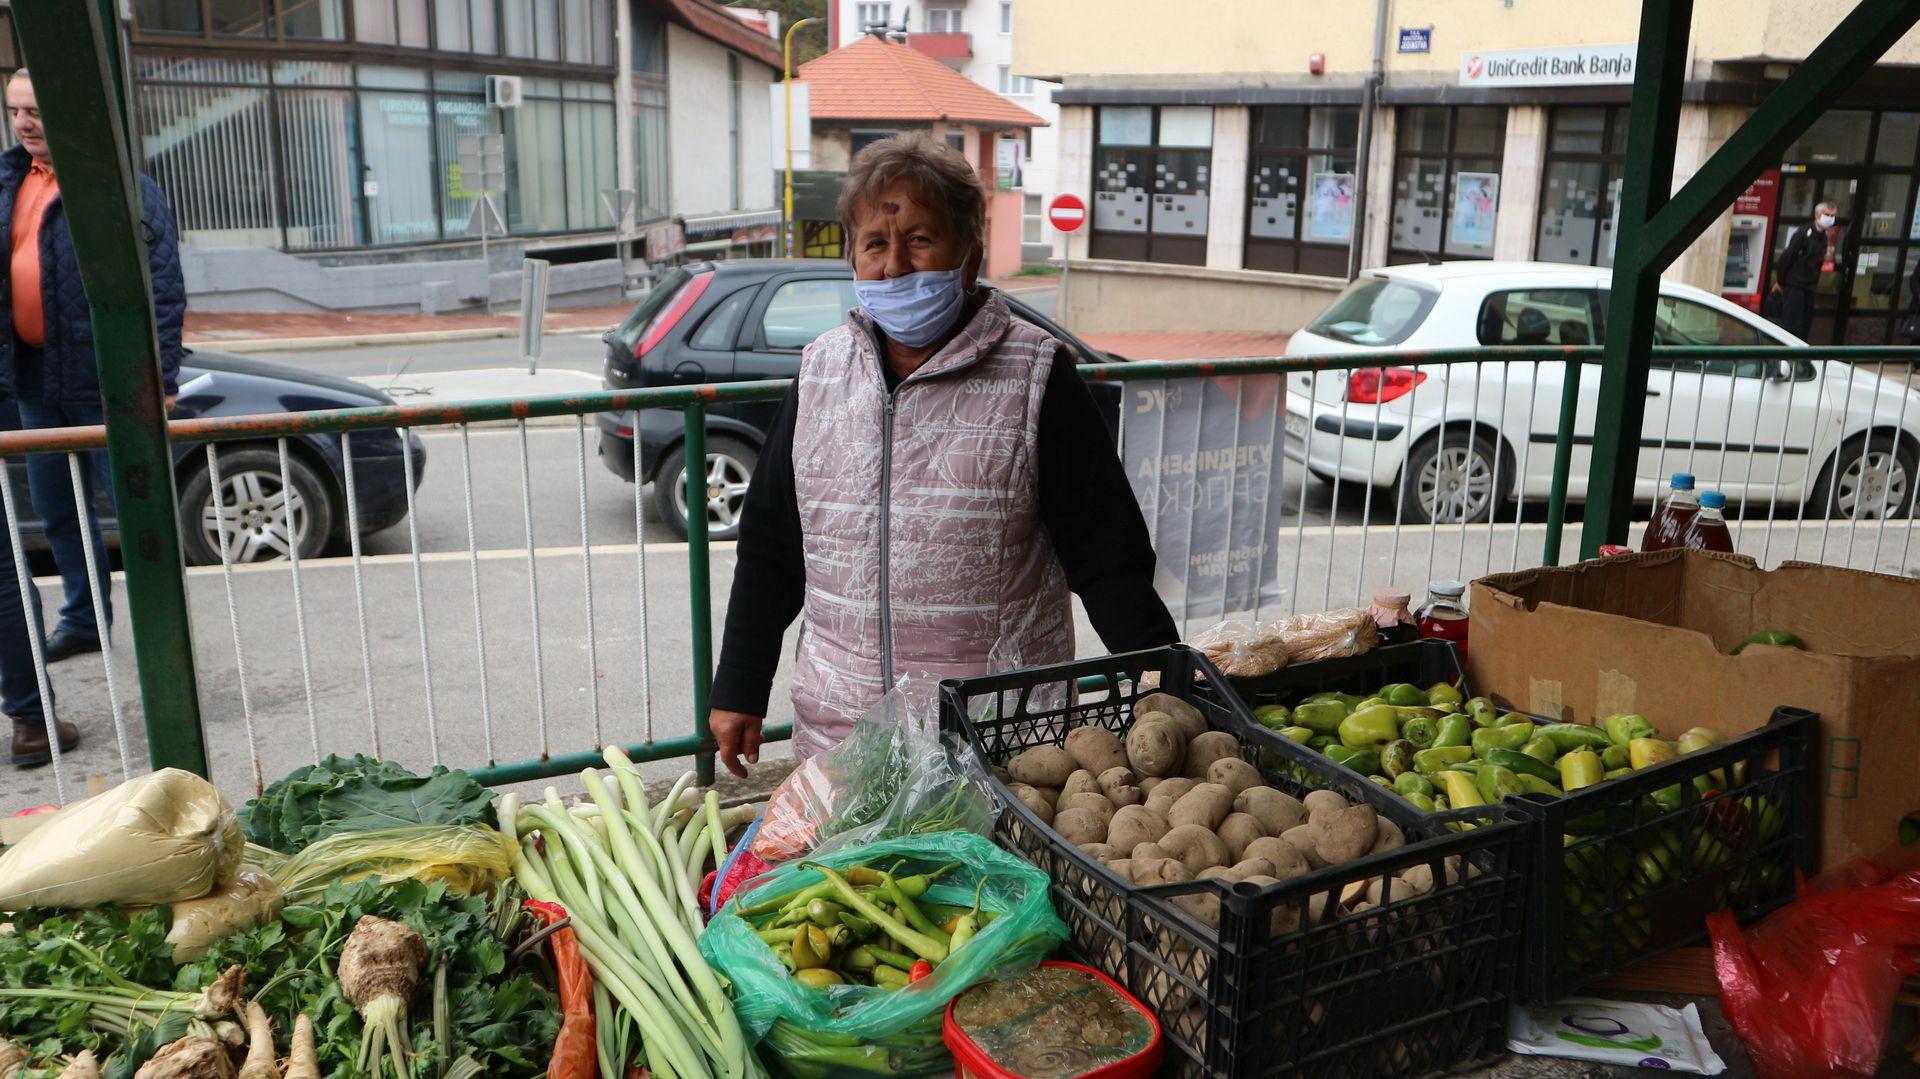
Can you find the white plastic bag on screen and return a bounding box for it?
[1507,997,1726,1075]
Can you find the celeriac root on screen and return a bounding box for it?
[56,1050,101,1079]
[339,916,426,1078]
[134,1036,234,1079]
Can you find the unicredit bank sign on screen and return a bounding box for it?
[1459,43,1636,87]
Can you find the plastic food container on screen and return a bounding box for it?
[943,961,1162,1079]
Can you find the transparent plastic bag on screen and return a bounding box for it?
[698,832,1067,1072]
[1188,619,1289,676]
[1265,607,1379,663]
[265,824,518,905]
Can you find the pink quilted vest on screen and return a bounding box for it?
[787,290,1075,758]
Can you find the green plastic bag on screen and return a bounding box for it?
[698,832,1067,1076]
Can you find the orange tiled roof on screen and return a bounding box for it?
[798,35,1045,128]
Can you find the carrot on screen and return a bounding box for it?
[237,1002,280,1079]
[281,1015,319,1079]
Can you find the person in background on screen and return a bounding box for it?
[1770,201,1839,340]
[0,68,185,667]
[706,132,1177,777]
[1902,249,1920,343]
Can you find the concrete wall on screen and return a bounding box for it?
[670,24,742,216]
[183,245,623,313]
[1061,259,1345,334]
[738,57,778,211]
[986,187,1023,278]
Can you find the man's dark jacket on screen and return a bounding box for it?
[0,144,184,403]
[1772,221,1829,292]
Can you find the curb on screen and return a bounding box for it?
[188,323,609,353]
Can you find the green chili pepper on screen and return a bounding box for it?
[866,944,916,971]
[872,966,911,990]
[1475,764,1526,804]
[1401,716,1440,750]
[1465,697,1500,727]
[1512,773,1562,798]
[1485,748,1560,784]
[1339,705,1402,750]
[1471,721,1534,757]
[1414,745,1474,773]
[1603,713,1656,746]
[1535,722,1614,754]
[807,899,846,926]
[949,914,978,953]
[800,862,949,963]
[1381,739,1417,778]
[1433,713,1472,748]
[756,927,802,945]
[1521,735,1559,765]
[1394,772,1435,798]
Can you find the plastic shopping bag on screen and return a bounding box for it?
[1709,860,1920,1079]
[1508,997,1725,1074]
[698,832,1068,1076]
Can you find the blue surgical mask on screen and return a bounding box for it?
[854,269,968,348]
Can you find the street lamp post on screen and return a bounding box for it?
[783,17,818,258]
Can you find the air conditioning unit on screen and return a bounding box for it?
[486,74,524,108]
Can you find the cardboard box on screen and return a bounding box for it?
[1469,549,1920,869]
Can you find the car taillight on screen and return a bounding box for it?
[634,271,713,359]
[1346,367,1427,404]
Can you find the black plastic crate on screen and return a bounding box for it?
[1225,640,1466,707]
[1508,705,1817,1003]
[939,645,1532,1079]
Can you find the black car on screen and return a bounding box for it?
[4,350,426,565]
[597,258,1119,539]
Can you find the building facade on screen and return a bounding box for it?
[829,0,1059,260]
[1015,0,1920,344]
[57,0,781,310]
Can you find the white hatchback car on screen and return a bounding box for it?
[1283,261,1920,523]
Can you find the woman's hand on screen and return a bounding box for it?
[710,709,764,778]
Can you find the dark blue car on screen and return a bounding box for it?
[3,349,425,565]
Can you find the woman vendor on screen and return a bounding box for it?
[708,132,1177,776]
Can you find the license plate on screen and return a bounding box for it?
[1284,412,1309,440]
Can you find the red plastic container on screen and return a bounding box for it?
[944,961,1162,1079]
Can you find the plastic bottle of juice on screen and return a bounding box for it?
[1680,491,1735,553]
[1644,472,1699,552]
[1416,579,1470,666]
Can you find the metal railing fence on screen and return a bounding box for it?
[1,343,1916,809]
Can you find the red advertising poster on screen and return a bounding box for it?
[1723,169,1781,312]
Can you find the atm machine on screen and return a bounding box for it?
[1722,170,1780,315]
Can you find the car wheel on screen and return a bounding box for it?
[654,435,757,541]
[1808,432,1917,521]
[1401,429,1507,525]
[178,447,334,566]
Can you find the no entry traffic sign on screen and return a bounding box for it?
[1048,193,1087,233]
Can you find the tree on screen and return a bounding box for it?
[751,0,829,67]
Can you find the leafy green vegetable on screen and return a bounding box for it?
[239,754,496,854]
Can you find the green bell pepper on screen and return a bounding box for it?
[1557,750,1604,791]
[1471,720,1535,757]
[1604,767,1631,780]
[1433,713,1472,748]
[1276,726,1315,744]
[1414,745,1474,773]
[1440,770,1486,808]
[1346,749,1383,776]
[1323,744,1359,768]
[1600,744,1631,771]
[1394,771,1435,798]
[1252,703,1291,729]
[1293,700,1351,734]
[1401,716,1440,749]
[1513,773,1563,798]
[1380,682,1428,707]
[1339,705,1402,749]
[1369,774,1394,788]
[1603,713,1656,746]
[1381,739,1417,778]
[1475,764,1526,803]
[1465,697,1500,727]
[1426,681,1464,708]
[1404,792,1438,813]
[1309,734,1340,751]
[1485,748,1560,784]
[1495,712,1534,727]
[1520,735,1559,765]
[1535,722,1614,754]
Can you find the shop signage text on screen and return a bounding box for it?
[1459,43,1635,87]
[1397,28,1431,54]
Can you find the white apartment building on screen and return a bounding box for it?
[829,0,1059,259]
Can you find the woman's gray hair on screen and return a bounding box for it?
[836,131,987,253]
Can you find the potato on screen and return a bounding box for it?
[1078,842,1119,863]
[1138,776,1167,796]
[1309,804,1379,864]
[1107,805,1171,853]
[1235,787,1308,835]
[1060,792,1117,824]
[1305,890,1336,927]
[1006,783,1054,825]
[1365,878,1415,907]
[1160,824,1230,875]
[1400,856,1461,895]
[1175,860,1273,930]
[1207,757,1264,795]
[991,765,1011,784]
[1144,778,1197,816]
[1106,859,1133,883]
[1183,731,1240,779]
[1034,786,1062,808]
[1065,726,1129,776]
[1302,789,1350,821]
[1243,875,1300,934]
[1131,842,1171,862]
[1370,817,1406,855]
[1130,856,1193,886]
[1135,692,1207,742]
[1059,769,1102,802]
[1126,717,1187,777]
[1243,836,1312,880]
[1281,824,1330,870]
[1217,812,1267,863]
[1227,857,1276,881]
[1009,744,1078,788]
[1167,783,1234,832]
[1053,807,1108,846]
[1098,766,1143,807]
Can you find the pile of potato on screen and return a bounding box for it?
[995,691,1443,933]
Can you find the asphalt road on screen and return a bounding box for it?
[252,330,608,381]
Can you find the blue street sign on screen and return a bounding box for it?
[1398,27,1431,53]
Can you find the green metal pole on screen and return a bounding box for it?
[12,1,207,775]
[1542,358,1583,566]
[1578,0,1693,560]
[684,406,716,786]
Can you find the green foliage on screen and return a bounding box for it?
[239,754,496,854]
[758,0,829,66]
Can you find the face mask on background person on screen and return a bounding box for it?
[1817,213,1837,229]
[854,268,968,349]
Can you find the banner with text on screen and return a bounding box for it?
[1459,43,1635,87]
[1123,375,1289,627]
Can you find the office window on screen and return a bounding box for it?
[1000,1,1011,33]
[137,0,203,32]
[1092,105,1211,266]
[209,0,270,36]
[1388,106,1505,263]
[927,6,962,31]
[562,0,592,63]
[1244,105,1357,276]
[1536,106,1626,267]
[435,0,470,50]
[353,0,395,42]
[282,0,346,39]
[507,92,568,232]
[852,129,899,155]
[634,82,669,220]
[396,0,427,46]
[632,1,666,74]
[856,3,891,30]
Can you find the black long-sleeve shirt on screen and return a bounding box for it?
[710,345,1176,717]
